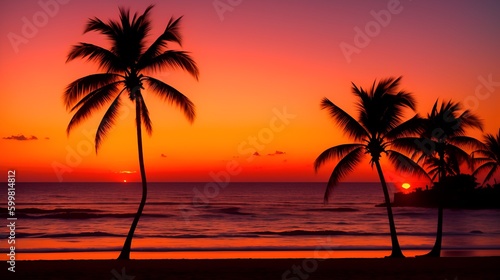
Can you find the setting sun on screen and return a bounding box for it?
[123,180,127,183]
[402,183,411,189]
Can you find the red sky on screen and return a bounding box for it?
[1,0,500,183]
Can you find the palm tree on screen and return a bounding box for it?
[472,129,500,185]
[63,5,199,259]
[314,77,428,258]
[393,100,483,257]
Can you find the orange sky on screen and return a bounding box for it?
[1,0,500,183]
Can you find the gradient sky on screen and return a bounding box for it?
[1,0,500,184]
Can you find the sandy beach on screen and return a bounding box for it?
[4,257,499,280]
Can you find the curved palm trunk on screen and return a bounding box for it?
[374,161,405,258]
[118,98,148,260]
[423,154,445,257]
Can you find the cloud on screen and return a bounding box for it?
[253,152,261,156]
[160,154,167,158]
[44,137,50,140]
[267,150,286,156]
[3,134,38,141]
[115,171,137,174]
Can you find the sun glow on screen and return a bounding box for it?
[402,183,411,189]
[123,179,127,183]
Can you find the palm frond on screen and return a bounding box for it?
[387,150,431,181]
[314,143,365,172]
[385,114,424,140]
[138,16,184,68]
[66,83,119,135]
[145,76,196,123]
[95,92,124,152]
[138,95,153,136]
[84,17,118,41]
[444,144,472,168]
[471,129,500,183]
[324,147,364,203]
[139,50,199,79]
[67,43,124,72]
[482,129,500,161]
[483,164,499,184]
[320,97,367,141]
[69,82,122,112]
[457,110,484,132]
[448,136,484,151]
[64,73,121,109]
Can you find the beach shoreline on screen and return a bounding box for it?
[4,257,499,280]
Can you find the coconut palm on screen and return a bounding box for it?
[64,5,199,259]
[472,129,500,185]
[393,100,483,257]
[314,77,428,258]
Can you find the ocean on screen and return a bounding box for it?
[2,182,499,260]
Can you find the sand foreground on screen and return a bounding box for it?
[3,257,499,280]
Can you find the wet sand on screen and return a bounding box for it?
[4,257,500,279]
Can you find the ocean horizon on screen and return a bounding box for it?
[2,182,499,260]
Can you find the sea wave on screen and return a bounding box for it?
[304,207,359,212]
[20,231,124,238]
[0,207,173,219]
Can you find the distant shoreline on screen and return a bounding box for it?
[4,257,499,279]
[385,186,500,209]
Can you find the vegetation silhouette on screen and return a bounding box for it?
[473,129,500,185]
[314,77,428,258]
[63,5,199,259]
[393,100,483,257]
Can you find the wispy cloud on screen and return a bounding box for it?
[253,152,261,156]
[115,170,137,174]
[3,134,38,141]
[267,150,286,156]
[160,154,167,158]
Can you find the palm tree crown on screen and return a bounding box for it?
[64,5,199,150]
[315,77,426,201]
[315,76,428,258]
[422,100,483,163]
[473,129,500,184]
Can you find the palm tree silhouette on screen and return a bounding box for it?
[63,5,199,259]
[394,100,483,257]
[423,152,462,181]
[314,77,427,258]
[472,129,500,185]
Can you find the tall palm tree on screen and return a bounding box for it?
[393,100,483,257]
[314,77,428,258]
[64,5,199,260]
[472,129,500,185]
